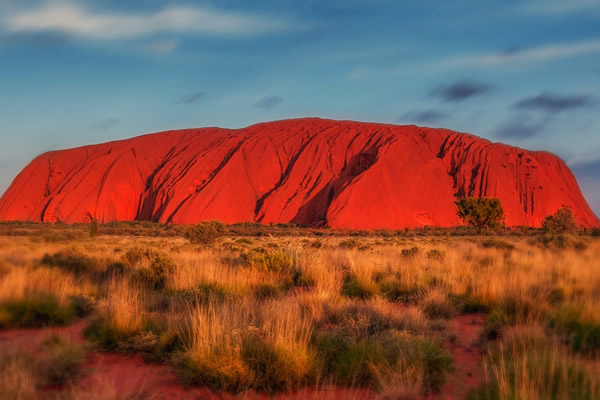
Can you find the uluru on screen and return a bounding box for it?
[0,118,597,229]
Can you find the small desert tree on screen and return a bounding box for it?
[184,221,228,245]
[86,212,98,238]
[542,207,578,233]
[455,197,505,232]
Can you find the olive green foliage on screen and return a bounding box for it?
[184,221,228,245]
[0,295,76,328]
[40,335,86,385]
[41,249,98,275]
[89,218,98,238]
[542,207,579,234]
[455,197,505,231]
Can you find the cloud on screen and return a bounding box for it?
[518,0,600,16]
[3,2,298,40]
[177,91,205,105]
[92,117,119,130]
[399,109,449,124]
[254,96,283,110]
[2,29,70,47]
[494,115,547,139]
[512,92,595,113]
[145,39,179,54]
[440,38,600,69]
[431,80,492,102]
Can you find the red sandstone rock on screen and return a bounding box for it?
[0,118,597,228]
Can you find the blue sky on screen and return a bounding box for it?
[0,0,599,216]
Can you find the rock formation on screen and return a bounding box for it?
[0,118,597,228]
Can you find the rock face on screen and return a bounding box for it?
[0,118,597,228]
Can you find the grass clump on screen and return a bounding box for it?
[422,290,457,320]
[239,247,293,273]
[177,298,315,393]
[0,345,38,399]
[84,282,146,350]
[469,326,599,400]
[341,276,379,299]
[0,294,76,328]
[41,248,99,275]
[40,334,86,385]
[131,254,175,290]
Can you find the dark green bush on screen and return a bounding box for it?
[239,248,293,273]
[379,281,426,304]
[481,239,515,251]
[123,246,160,266]
[132,255,176,290]
[341,277,379,299]
[542,207,578,234]
[401,246,420,257]
[40,334,86,385]
[0,295,76,328]
[41,249,98,275]
[339,239,359,249]
[426,249,445,261]
[184,221,228,245]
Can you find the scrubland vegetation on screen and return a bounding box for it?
[0,221,598,399]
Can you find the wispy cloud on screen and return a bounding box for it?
[399,109,449,124]
[92,117,119,130]
[518,0,600,16]
[441,38,600,68]
[3,2,298,40]
[431,79,492,102]
[513,92,595,113]
[254,96,283,110]
[177,91,205,105]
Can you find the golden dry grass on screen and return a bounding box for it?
[0,231,598,398]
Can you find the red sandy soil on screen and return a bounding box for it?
[0,315,486,400]
[0,118,597,229]
[423,314,486,400]
[0,321,376,400]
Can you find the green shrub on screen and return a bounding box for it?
[0,295,76,328]
[239,248,293,273]
[401,246,420,257]
[422,292,457,320]
[379,281,426,304]
[469,332,599,400]
[539,233,587,250]
[241,332,316,392]
[334,340,385,386]
[184,221,228,245]
[122,246,160,266]
[330,332,452,393]
[426,249,445,261]
[571,322,600,355]
[341,277,379,299]
[339,239,360,249]
[455,197,505,231]
[84,318,121,350]
[41,249,98,275]
[542,207,578,234]
[40,334,86,385]
[254,283,283,300]
[89,218,98,238]
[481,239,515,251]
[132,255,175,290]
[69,295,94,318]
[450,293,490,314]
